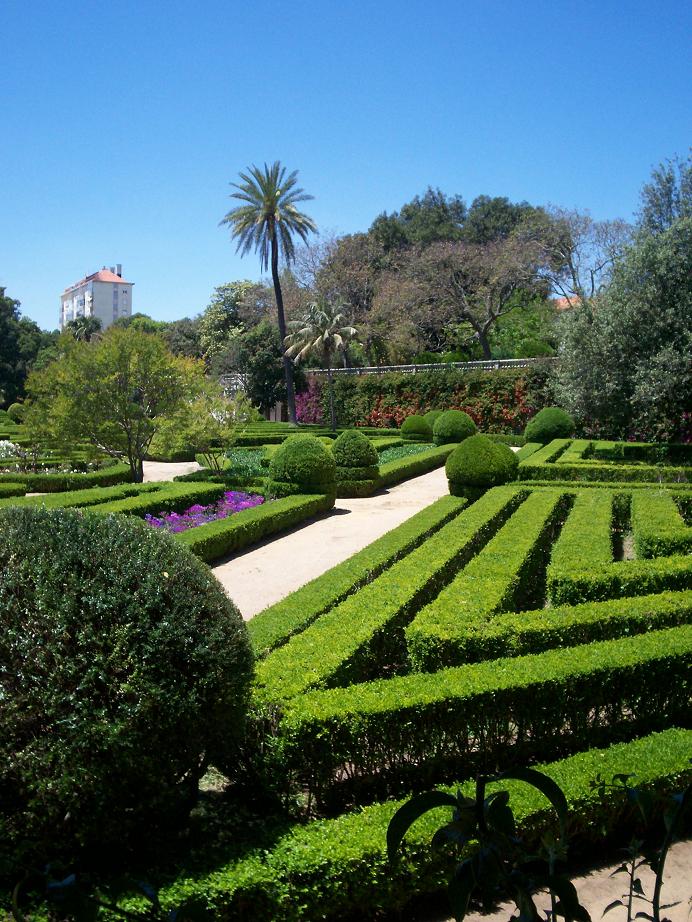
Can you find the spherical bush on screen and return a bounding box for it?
[268,434,336,497]
[0,506,254,870]
[401,414,433,442]
[433,409,477,445]
[524,407,575,443]
[423,409,443,429]
[6,402,25,423]
[332,429,378,469]
[446,434,518,496]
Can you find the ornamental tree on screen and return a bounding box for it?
[24,327,204,482]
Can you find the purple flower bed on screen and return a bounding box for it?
[145,491,264,534]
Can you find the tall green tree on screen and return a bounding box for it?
[0,288,53,405]
[220,162,317,423]
[285,300,357,431]
[198,281,253,363]
[637,150,692,236]
[25,328,204,482]
[211,320,288,418]
[65,315,102,342]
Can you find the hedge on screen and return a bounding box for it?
[443,589,692,663]
[0,483,26,498]
[519,439,691,484]
[631,490,692,558]
[592,440,692,465]
[276,626,692,799]
[248,496,467,657]
[175,493,335,564]
[254,487,524,702]
[115,729,692,921]
[375,444,456,489]
[406,489,569,670]
[0,463,132,492]
[0,482,160,510]
[547,489,692,605]
[516,442,542,462]
[87,482,227,517]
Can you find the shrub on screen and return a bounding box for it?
[400,414,433,442]
[446,434,518,496]
[0,506,254,870]
[332,429,378,469]
[423,409,443,428]
[267,434,336,498]
[524,407,575,443]
[432,409,476,445]
[6,402,25,423]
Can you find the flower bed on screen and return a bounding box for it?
[145,490,264,534]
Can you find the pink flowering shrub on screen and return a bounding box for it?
[295,378,324,424]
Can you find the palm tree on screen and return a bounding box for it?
[220,162,316,424]
[285,300,358,431]
[65,315,102,342]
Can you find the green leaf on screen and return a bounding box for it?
[387,790,459,862]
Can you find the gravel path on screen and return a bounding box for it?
[142,459,201,481]
[212,466,450,619]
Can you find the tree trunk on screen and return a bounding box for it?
[327,362,336,432]
[477,328,492,359]
[271,232,297,424]
[130,455,144,483]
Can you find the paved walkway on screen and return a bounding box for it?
[212,466,449,619]
[142,460,201,481]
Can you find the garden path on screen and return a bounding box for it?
[212,466,450,619]
[142,459,201,481]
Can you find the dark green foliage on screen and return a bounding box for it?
[400,414,433,442]
[524,406,575,443]
[432,409,476,445]
[0,506,253,870]
[519,440,692,484]
[268,434,336,497]
[249,495,467,657]
[176,493,334,563]
[446,434,518,495]
[6,402,25,423]
[110,730,692,921]
[423,409,443,428]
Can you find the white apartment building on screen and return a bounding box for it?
[60,264,133,331]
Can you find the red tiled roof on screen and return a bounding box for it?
[63,269,133,293]
[552,297,575,311]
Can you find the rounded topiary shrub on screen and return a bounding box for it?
[423,409,443,429]
[0,506,254,870]
[446,434,518,497]
[6,402,25,423]
[433,409,477,445]
[332,429,379,497]
[524,407,575,443]
[268,434,337,498]
[401,414,433,442]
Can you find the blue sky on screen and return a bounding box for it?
[1,0,690,331]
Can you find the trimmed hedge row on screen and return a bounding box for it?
[0,463,132,492]
[276,626,692,798]
[406,489,569,671]
[0,484,26,498]
[87,482,227,517]
[0,482,160,510]
[515,442,542,462]
[593,440,692,465]
[375,444,456,489]
[254,488,524,702]
[631,490,692,558]
[118,729,692,922]
[430,589,692,664]
[519,439,691,484]
[248,496,468,657]
[547,490,692,605]
[175,493,335,564]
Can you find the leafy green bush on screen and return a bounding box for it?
[423,409,443,428]
[331,430,378,469]
[446,434,518,496]
[267,435,336,498]
[0,506,253,870]
[524,407,575,443]
[400,414,433,442]
[6,402,25,423]
[432,409,476,445]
